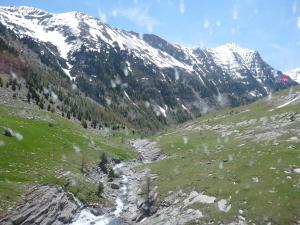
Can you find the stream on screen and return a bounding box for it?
[71,163,129,225]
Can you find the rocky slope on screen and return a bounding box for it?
[0,185,81,225]
[0,6,296,130]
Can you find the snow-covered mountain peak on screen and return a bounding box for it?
[203,42,262,79]
[209,42,257,60]
[0,6,193,76]
[0,6,48,16]
[0,5,292,94]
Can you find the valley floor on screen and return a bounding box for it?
[0,85,300,225]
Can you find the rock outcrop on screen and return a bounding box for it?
[0,185,81,225]
[129,139,167,163]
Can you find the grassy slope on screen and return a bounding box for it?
[148,85,300,224]
[0,103,136,216]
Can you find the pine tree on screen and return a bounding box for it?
[99,153,108,173]
[81,120,88,129]
[39,101,44,109]
[11,83,16,91]
[26,93,31,103]
[67,112,71,119]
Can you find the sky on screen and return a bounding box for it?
[1,0,300,71]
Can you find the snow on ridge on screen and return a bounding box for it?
[204,42,258,79]
[0,6,193,73]
[0,6,278,82]
[0,6,48,16]
[0,7,76,59]
[205,43,257,68]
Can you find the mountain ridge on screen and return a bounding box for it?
[0,5,297,131]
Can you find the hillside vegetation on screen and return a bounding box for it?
[0,101,136,217]
[146,85,300,224]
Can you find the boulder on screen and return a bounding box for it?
[3,128,14,137]
[111,183,120,189]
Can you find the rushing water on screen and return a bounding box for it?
[71,164,128,225]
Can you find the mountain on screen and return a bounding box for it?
[285,68,300,83]
[0,6,296,131]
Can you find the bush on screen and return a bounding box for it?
[97,182,104,197]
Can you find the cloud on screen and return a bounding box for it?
[292,0,297,15]
[98,8,107,23]
[298,17,300,28]
[216,20,221,27]
[112,7,161,32]
[232,4,238,20]
[203,19,210,29]
[179,0,185,14]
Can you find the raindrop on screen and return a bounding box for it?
[111,80,116,88]
[219,161,223,169]
[51,92,58,102]
[115,76,122,85]
[248,160,254,167]
[10,71,17,79]
[61,154,67,161]
[70,177,77,186]
[174,68,180,81]
[203,144,209,154]
[15,132,23,141]
[105,98,112,106]
[267,92,272,101]
[72,84,77,90]
[73,145,80,153]
[174,166,180,175]
[144,101,150,108]
[224,136,229,143]
[43,87,49,95]
[183,136,188,144]
[123,67,129,76]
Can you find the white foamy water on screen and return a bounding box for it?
[71,164,128,225]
